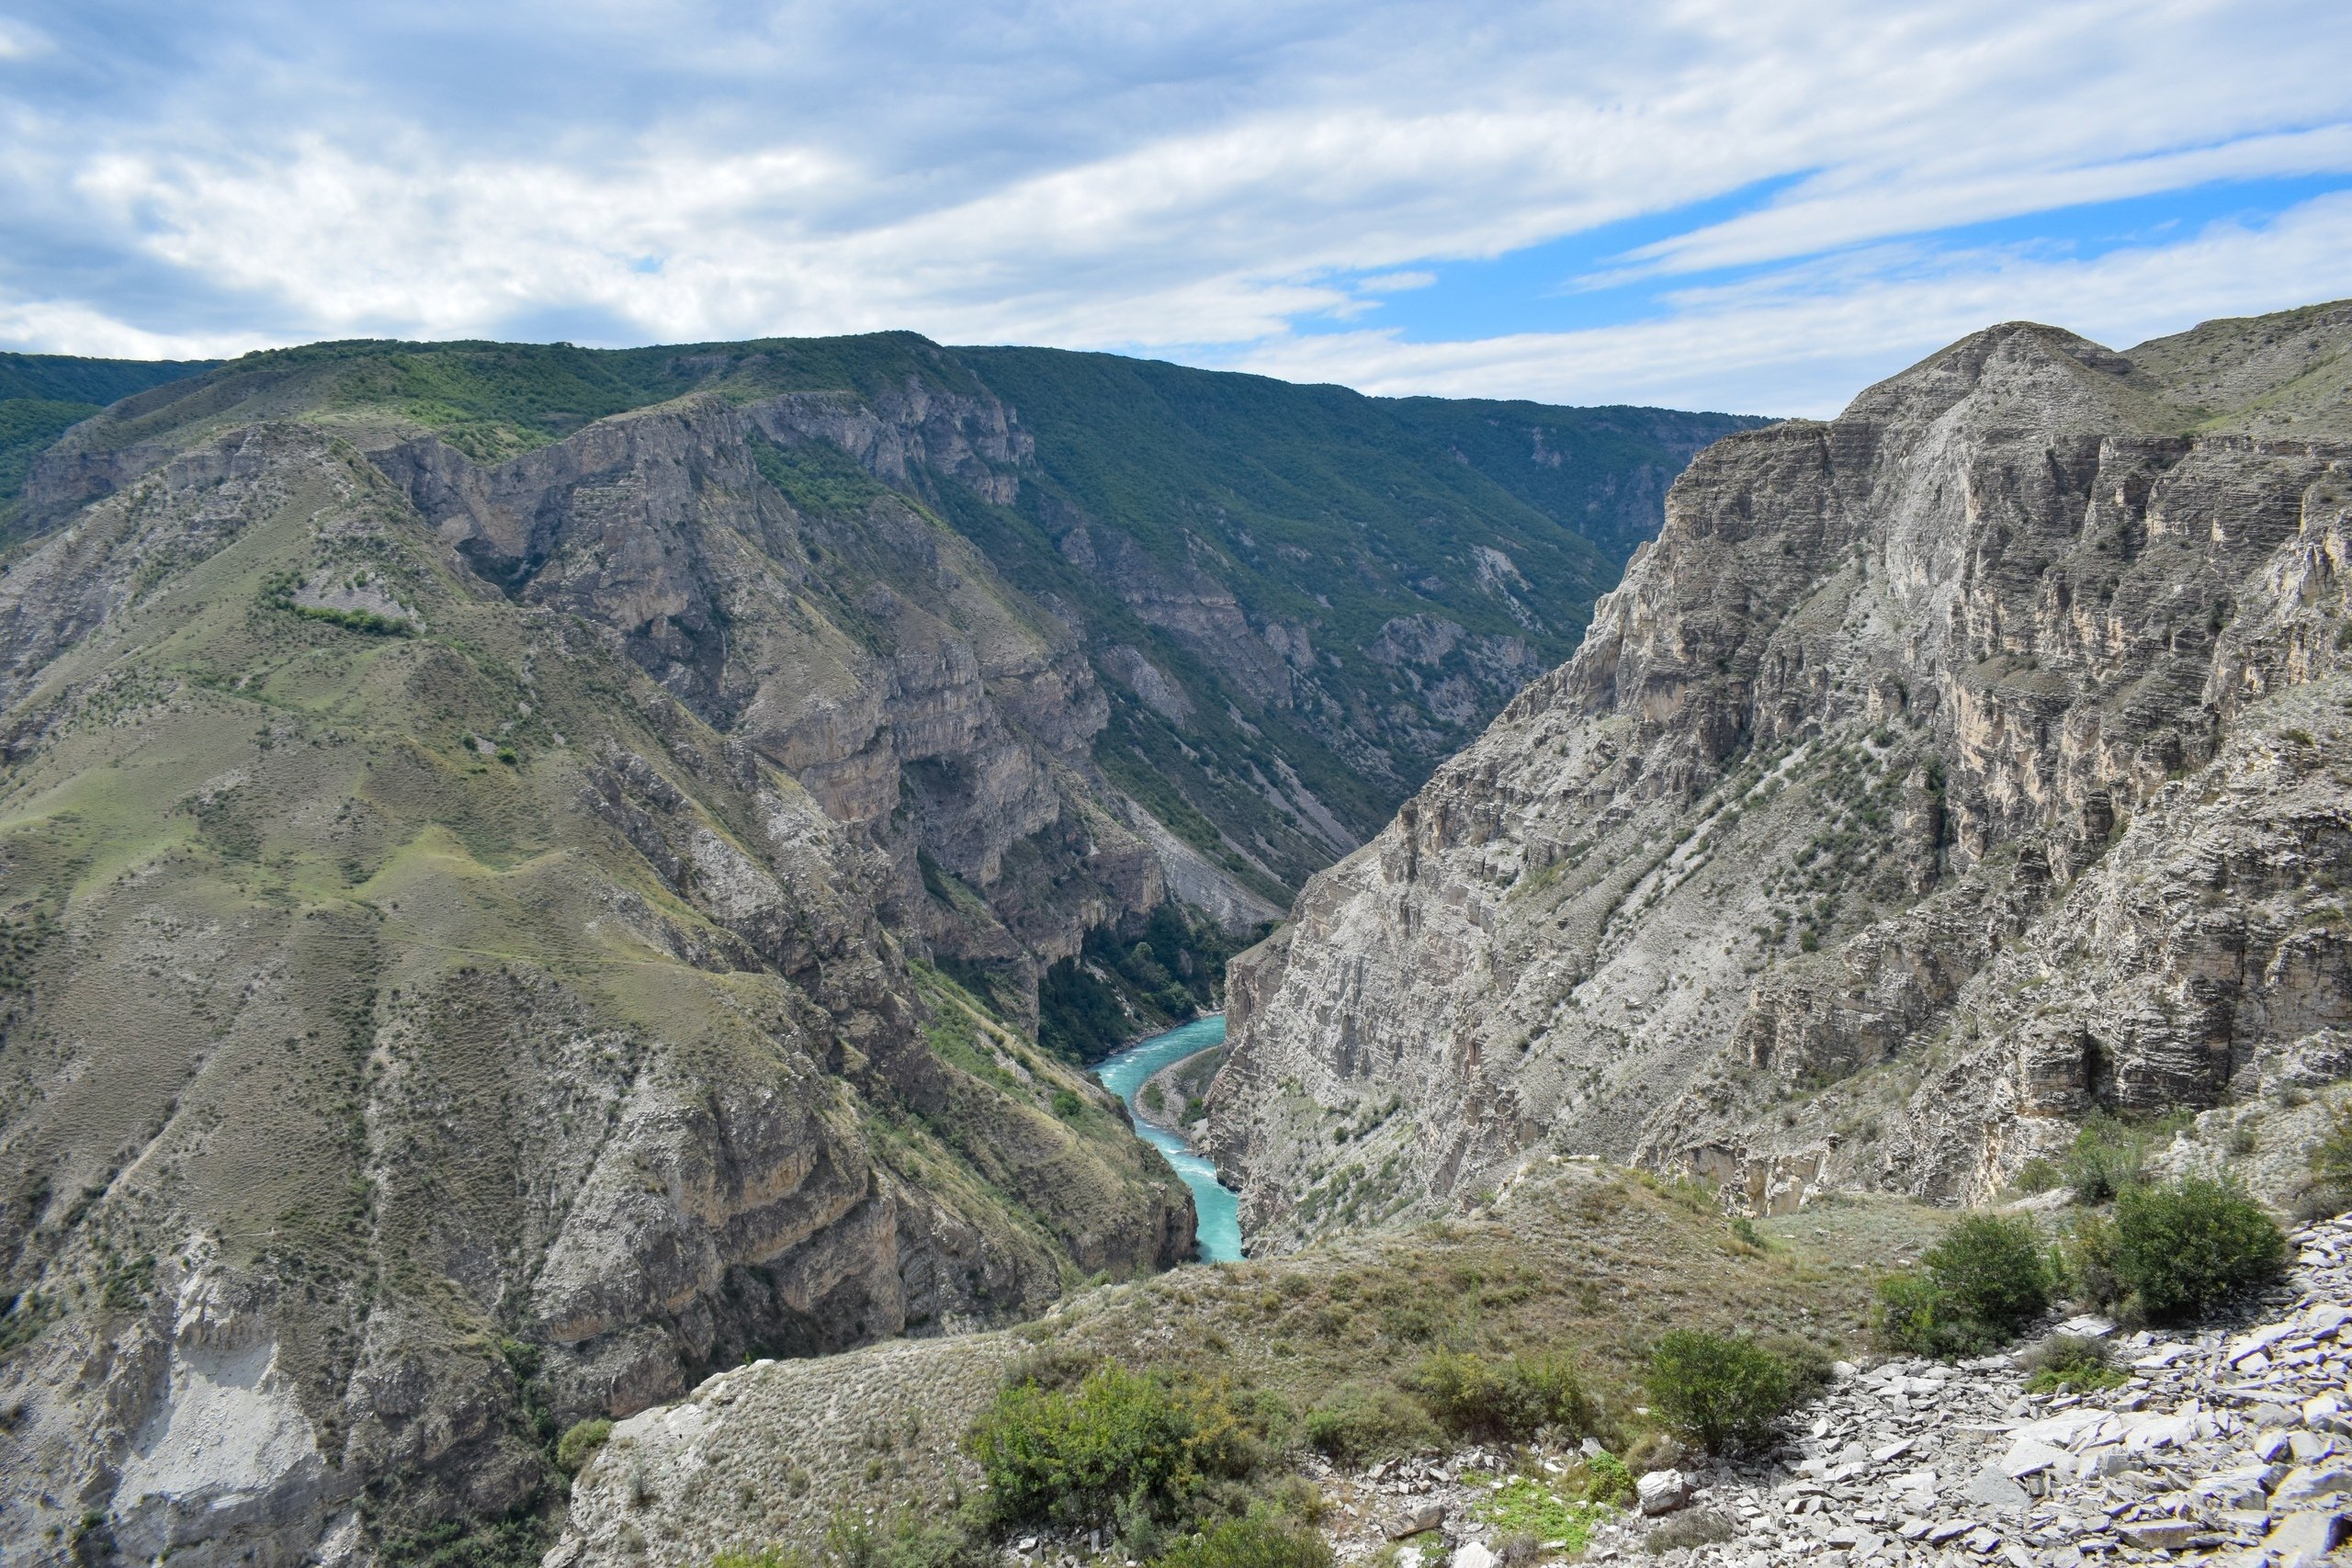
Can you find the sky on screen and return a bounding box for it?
[3,1,2351,415]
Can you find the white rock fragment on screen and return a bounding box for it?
[1634,1469,1689,1516]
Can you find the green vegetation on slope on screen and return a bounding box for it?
[1035,904,1266,1064]
[580,1163,1952,1568]
[0,352,218,528]
[0,421,1190,1558]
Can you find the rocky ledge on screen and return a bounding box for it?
[1312,1213,2352,1568]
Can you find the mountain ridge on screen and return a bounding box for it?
[1206,299,2352,1247]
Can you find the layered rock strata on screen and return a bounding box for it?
[1209,301,2352,1241]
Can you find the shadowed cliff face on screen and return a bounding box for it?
[1207,300,2352,1247]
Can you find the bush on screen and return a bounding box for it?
[1154,1514,1333,1568]
[2021,1335,2125,1396]
[2009,1157,2060,1196]
[1922,1213,2051,1338]
[1301,1382,1438,1464]
[1466,1475,1612,1554]
[2064,1116,2146,1203]
[1563,1450,1635,1507]
[1871,1270,1959,1358]
[2061,1209,2124,1308]
[967,1365,1261,1533]
[825,1512,978,1568]
[2109,1178,2286,1322]
[1406,1350,1595,1444]
[1051,1089,1085,1120]
[1645,1331,1793,1455]
[2308,1098,2352,1212]
[555,1417,614,1475]
[1872,1213,2051,1358]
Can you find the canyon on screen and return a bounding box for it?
[0,335,1738,1565]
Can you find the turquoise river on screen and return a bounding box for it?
[1091,1014,1243,1263]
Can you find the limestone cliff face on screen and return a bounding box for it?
[373,390,1168,1010]
[1208,301,2352,1244]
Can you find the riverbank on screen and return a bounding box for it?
[1134,1042,1225,1137]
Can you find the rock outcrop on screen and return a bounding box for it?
[1209,300,2352,1244]
[1301,1213,2352,1568]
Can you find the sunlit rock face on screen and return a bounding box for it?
[1209,301,2352,1246]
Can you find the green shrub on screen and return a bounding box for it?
[1051,1089,1085,1120]
[1873,1213,2052,1358]
[709,1550,806,1568]
[2109,1178,2286,1322]
[1644,1331,1793,1455]
[1564,1450,1635,1507]
[1922,1213,2051,1339]
[1465,1476,1612,1553]
[2021,1335,2125,1396]
[1153,1514,1332,1568]
[555,1417,614,1475]
[967,1365,1260,1533]
[2308,1098,2352,1211]
[2064,1116,2146,1203]
[1301,1382,1438,1464]
[1406,1349,1595,1444]
[1871,1270,1960,1358]
[2059,1202,2117,1298]
[2009,1157,2060,1195]
[824,1512,977,1568]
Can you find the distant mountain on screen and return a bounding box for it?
[0,333,1752,1566]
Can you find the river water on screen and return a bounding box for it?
[1092,1014,1243,1263]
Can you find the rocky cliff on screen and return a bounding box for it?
[10,338,1756,1052]
[1208,300,2352,1246]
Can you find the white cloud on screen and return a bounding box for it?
[1228,194,2352,416]
[2,0,2349,413]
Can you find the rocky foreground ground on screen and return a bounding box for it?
[1310,1216,2352,1568]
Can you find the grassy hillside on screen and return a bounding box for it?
[555,1159,1952,1568]
[0,417,1199,1560]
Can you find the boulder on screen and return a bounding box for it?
[1390,1503,1445,1540]
[1636,1469,1690,1516]
[2266,1508,2346,1568]
[2274,1466,2352,1508]
[1966,1464,2030,1513]
[2118,1520,2199,1550]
